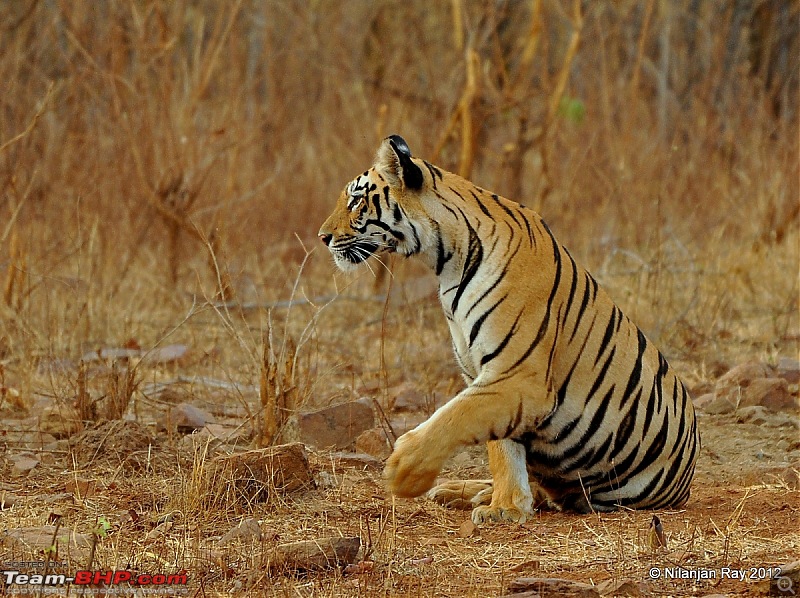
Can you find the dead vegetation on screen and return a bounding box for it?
[0,1,798,597]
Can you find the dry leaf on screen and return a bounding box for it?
[458,520,477,538]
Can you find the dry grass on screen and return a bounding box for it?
[0,1,798,596]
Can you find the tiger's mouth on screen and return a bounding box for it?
[329,237,398,272]
[341,241,380,264]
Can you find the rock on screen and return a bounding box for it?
[714,361,772,405]
[354,427,391,459]
[1,526,92,561]
[704,395,737,415]
[170,402,213,433]
[322,451,383,470]
[10,454,39,475]
[0,492,20,509]
[693,393,715,411]
[38,402,82,439]
[81,347,142,363]
[596,579,644,597]
[201,423,249,444]
[70,421,154,469]
[298,398,374,449]
[203,442,314,507]
[504,577,600,597]
[268,536,361,572]
[218,518,266,544]
[739,378,796,411]
[458,520,478,538]
[780,465,800,490]
[391,385,428,412]
[776,358,800,384]
[771,560,800,595]
[143,344,190,365]
[65,479,97,499]
[735,405,771,425]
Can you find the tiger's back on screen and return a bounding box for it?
[319,135,699,520]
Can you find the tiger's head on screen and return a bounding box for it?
[318,135,433,271]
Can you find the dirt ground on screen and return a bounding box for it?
[1,362,798,598]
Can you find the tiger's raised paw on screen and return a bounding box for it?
[384,429,451,498]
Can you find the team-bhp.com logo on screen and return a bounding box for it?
[3,569,188,587]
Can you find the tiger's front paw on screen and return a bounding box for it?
[470,484,534,525]
[384,429,449,498]
[471,504,531,524]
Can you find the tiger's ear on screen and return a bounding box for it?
[374,135,423,191]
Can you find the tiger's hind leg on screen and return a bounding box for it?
[470,440,534,524]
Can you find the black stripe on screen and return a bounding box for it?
[666,385,687,460]
[469,294,507,346]
[480,308,524,366]
[561,250,579,333]
[621,415,668,482]
[619,329,648,410]
[371,193,382,220]
[490,193,521,226]
[451,219,483,313]
[569,274,594,343]
[586,346,617,403]
[608,389,641,463]
[594,306,619,366]
[434,223,453,275]
[538,312,598,430]
[423,160,443,180]
[615,469,666,507]
[470,191,495,220]
[504,401,524,437]
[553,384,617,468]
[521,213,536,248]
[570,430,615,471]
[464,262,511,318]
[422,161,438,190]
[639,384,658,442]
[499,228,563,376]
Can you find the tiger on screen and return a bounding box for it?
[318,135,700,524]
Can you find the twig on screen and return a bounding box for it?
[0,81,54,155]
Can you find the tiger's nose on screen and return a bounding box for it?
[319,233,333,246]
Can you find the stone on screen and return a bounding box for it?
[143,344,190,365]
[595,579,644,597]
[693,393,715,411]
[0,492,20,509]
[776,358,800,384]
[504,577,600,597]
[10,454,39,475]
[391,385,428,412]
[322,451,383,470]
[703,396,737,415]
[268,536,361,572]
[740,378,796,411]
[38,402,82,439]
[218,518,266,544]
[714,361,772,405]
[735,405,771,425]
[204,442,314,507]
[354,427,391,459]
[1,526,92,561]
[298,398,374,449]
[170,402,213,433]
[771,560,800,595]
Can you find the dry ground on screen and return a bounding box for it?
[1,262,798,598]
